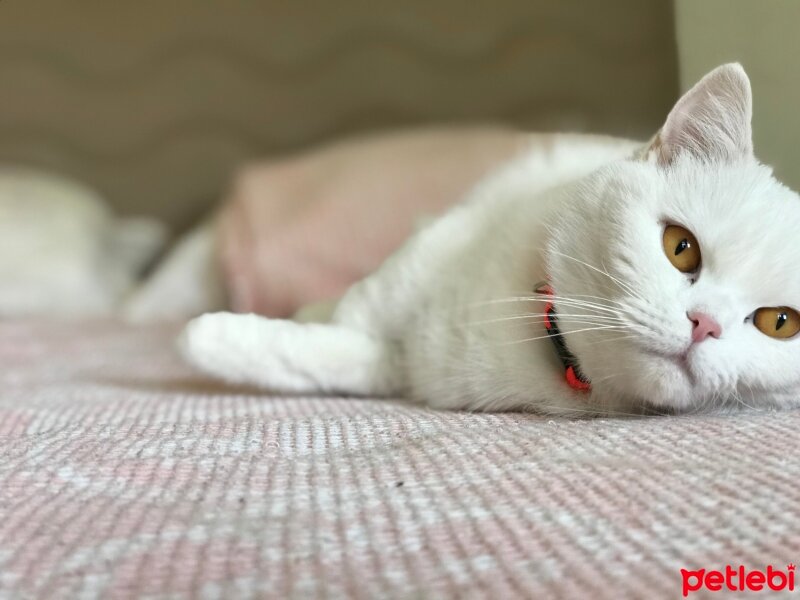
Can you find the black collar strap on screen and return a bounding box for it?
[534,282,592,392]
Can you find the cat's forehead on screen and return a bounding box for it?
[658,160,800,300]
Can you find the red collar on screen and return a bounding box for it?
[534,282,592,393]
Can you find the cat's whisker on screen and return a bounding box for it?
[692,388,720,416]
[546,249,643,300]
[689,392,717,415]
[467,312,626,326]
[733,387,758,411]
[540,295,624,316]
[590,372,625,385]
[496,325,625,346]
[464,298,627,328]
[742,381,759,410]
[462,296,603,312]
[504,289,626,306]
[501,289,628,313]
[695,388,713,415]
[712,389,725,412]
[465,294,624,316]
[566,293,628,307]
[601,258,642,301]
[500,292,624,309]
[582,334,639,346]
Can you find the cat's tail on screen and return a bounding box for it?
[179,312,404,396]
[123,221,226,323]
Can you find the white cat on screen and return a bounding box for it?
[180,64,800,416]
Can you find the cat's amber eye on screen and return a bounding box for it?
[662,225,701,273]
[753,307,800,339]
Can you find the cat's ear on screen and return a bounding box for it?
[643,63,753,165]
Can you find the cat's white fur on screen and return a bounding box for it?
[181,64,800,415]
[123,220,225,322]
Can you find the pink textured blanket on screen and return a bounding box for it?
[1,321,798,599]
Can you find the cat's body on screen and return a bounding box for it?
[182,65,800,415]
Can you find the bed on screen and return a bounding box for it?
[1,320,796,598]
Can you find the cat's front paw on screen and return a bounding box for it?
[179,312,264,383]
[179,312,323,391]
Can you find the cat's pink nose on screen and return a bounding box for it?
[687,311,722,343]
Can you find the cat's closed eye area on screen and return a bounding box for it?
[662,224,701,274]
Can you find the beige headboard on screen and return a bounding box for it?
[0,1,678,232]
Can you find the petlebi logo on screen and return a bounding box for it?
[681,564,795,596]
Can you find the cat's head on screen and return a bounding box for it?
[548,63,800,413]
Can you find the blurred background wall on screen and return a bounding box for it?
[0,0,678,232]
[675,0,800,192]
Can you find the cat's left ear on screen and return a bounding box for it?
[643,63,753,165]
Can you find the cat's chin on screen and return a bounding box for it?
[606,346,709,412]
[643,349,694,381]
[643,347,737,412]
[642,351,698,409]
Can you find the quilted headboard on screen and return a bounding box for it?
[0,1,678,231]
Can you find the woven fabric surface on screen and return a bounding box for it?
[0,320,797,599]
